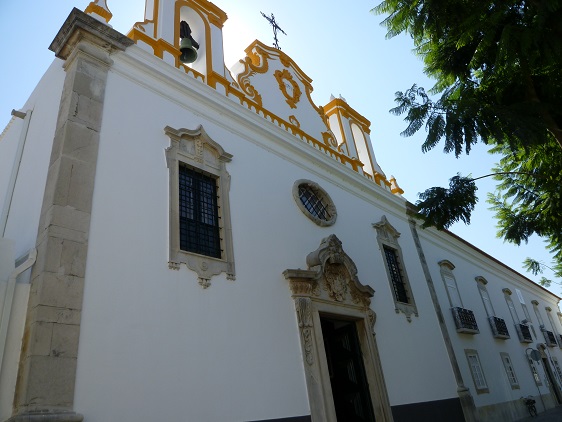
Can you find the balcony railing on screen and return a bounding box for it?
[543,329,557,347]
[516,324,533,343]
[451,307,479,334]
[488,316,510,339]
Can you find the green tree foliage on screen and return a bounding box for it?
[489,139,562,283]
[373,0,562,278]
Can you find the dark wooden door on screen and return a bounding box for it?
[321,318,376,422]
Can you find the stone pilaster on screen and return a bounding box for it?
[407,205,479,422]
[8,9,133,422]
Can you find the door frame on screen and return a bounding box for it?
[284,235,393,422]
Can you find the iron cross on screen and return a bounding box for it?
[261,12,287,50]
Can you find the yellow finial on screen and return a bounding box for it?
[85,0,113,23]
[390,176,404,195]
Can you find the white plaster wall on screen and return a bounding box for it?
[416,227,562,410]
[0,118,23,211]
[74,50,459,421]
[0,60,66,259]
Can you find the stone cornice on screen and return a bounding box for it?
[49,8,133,60]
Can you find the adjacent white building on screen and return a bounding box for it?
[1,1,561,421]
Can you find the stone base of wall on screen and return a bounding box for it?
[391,397,465,421]
[477,394,555,422]
[6,410,83,422]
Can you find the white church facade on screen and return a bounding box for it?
[1,1,562,421]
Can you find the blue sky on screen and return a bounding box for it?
[1,0,559,295]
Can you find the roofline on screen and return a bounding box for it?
[405,202,561,302]
[443,228,561,301]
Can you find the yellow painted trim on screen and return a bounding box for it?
[174,1,212,79]
[324,98,371,133]
[348,118,376,177]
[237,40,327,121]
[243,42,271,73]
[288,115,300,128]
[153,0,160,38]
[389,177,404,195]
[84,2,113,23]
[127,28,205,81]
[126,2,391,191]
[223,78,364,173]
[274,69,301,109]
[208,71,231,90]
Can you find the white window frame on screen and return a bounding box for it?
[164,125,235,288]
[503,288,520,324]
[373,216,418,321]
[500,352,520,390]
[439,260,463,308]
[475,277,494,317]
[528,357,542,386]
[465,349,489,394]
[546,307,561,342]
[532,301,545,327]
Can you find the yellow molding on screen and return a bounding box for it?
[188,0,228,26]
[324,97,371,133]
[274,69,301,109]
[127,28,205,81]
[84,2,113,23]
[208,71,231,90]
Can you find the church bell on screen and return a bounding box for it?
[179,38,198,63]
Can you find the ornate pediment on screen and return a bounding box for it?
[233,40,329,141]
[285,234,374,311]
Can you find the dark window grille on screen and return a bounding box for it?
[517,324,533,342]
[544,330,557,346]
[179,165,221,258]
[489,316,510,338]
[383,246,409,303]
[452,307,479,331]
[298,185,332,221]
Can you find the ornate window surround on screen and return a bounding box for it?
[283,234,393,422]
[292,179,337,227]
[164,125,235,288]
[373,215,418,321]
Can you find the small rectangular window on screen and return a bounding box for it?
[500,352,519,389]
[179,165,221,258]
[465,349,488,393]
[383,246,409,304]
[528,358,541,385]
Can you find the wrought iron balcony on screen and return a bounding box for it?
[515,324,533,343]
[543,329,557,347]
[451,307,479,334]
[488,316,510,339]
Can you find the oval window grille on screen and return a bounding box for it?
[292,180,337,226]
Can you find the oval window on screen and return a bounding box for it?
[293,180,337,226]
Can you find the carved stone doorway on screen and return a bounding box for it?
[283,235,393,422]
[321,317,376,422]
